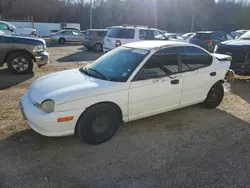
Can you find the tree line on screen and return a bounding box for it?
[0,0,249,32]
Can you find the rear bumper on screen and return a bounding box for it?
[35,51,49,67]
[225,69,235,82]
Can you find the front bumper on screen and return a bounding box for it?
[19,92,84,137]
[35,51,49,67]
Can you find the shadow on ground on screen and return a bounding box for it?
[2,105,250,187]
[46,41,83,48]
[57,51,103,62]
[231,78,250,103]
[0,68,34,90]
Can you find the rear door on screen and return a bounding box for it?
[104,28,135,51]
[179,46,217,107]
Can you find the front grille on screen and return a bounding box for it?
[217,46,247,65]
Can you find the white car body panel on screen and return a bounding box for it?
[20,41,232,137]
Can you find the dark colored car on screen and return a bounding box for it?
[0,31,49,74]
[190,31,234,52]
[214,30,250,75]
[83,29,107,52]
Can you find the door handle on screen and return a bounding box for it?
[210,72,216,76]
[170,79,179,85]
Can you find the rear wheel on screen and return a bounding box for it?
[7,52,33,74]
[59,38,66,44]
[94,43,103,52]
[203,82,224,109]
[76,104,121,145]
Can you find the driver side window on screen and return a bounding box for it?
[134,47,179,81]
[0,23,8,30]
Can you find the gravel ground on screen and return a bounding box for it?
[0,45,250,188]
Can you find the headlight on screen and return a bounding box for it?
[214,45,218,53]
[41,99,55,113]
[33,45,45,52]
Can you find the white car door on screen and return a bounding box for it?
[128,47,182,121]
[179,46,220,107]
[104,28,135,51]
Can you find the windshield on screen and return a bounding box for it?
[80,47,149,82]
[239,30,250,39]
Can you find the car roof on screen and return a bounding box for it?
[123,41,194,50]
[87,29,107,31]
[111,26,158,30]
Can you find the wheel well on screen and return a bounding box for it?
[4,50,36,63]
[74,101,123,134]
[59,37,66,41]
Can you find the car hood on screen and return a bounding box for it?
[28,68,125,104]
[221,39,250,46]
[3,35,45,45]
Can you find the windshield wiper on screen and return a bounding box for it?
[240,37,250,40]
[88,68,110,81]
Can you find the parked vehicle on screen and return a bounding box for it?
[64,27,81,32]
[190,31,234,52]
[164,33,185,41]
[182,32,196,42]
[103,25,167,52]
[214,30,250,75]
[19,41,234,145]
[230,30,248,39]
[50,30,85,44]
[0,31,48,74]
[83,29,107,52]
[0,21,37,36]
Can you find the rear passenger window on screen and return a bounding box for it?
[62,31,71,35]
[139,30,166,40]
[107,28,135,39]
[97,31,107,37]
[179,46,212,72]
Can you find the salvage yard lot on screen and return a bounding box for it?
[1,45,250,187]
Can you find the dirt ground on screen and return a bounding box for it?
[1,45,250,187]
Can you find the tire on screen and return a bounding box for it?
[7,52,33,74]
[203,82,224,109]
[94,43,103,52]
[59,38,66,44]
[76,104,121,145]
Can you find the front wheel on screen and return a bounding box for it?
[203,82,224,109]
[7,52,33,74]
[76,104,121,145]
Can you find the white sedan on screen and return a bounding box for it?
[19,41,234,145]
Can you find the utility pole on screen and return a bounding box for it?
[90,0,93,29]
[191,0,195,32]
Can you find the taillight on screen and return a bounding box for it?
[203,40,213,44]
[115,40,121,47]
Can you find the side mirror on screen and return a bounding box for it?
[137,69,158,80]
[8,26,13,32]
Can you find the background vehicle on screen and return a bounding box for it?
[83,29,107,52]
[20,41,233,145]
[230,29,248,39]
[0,20,37,36]
[103,25,167,52]
[182,32,196,42]
[50,29,85,44]
[164,33,185,41]
[214,30,250,75]
[190,31,234,52]
[0,31,48,74]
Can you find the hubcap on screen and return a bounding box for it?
[91,116,109,134]
[12,57,29,72]
[96,44,101,51]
